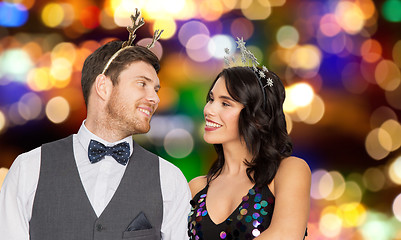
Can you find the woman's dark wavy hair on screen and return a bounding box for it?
[206,66,293,187]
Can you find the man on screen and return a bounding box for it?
[0,10,191,240]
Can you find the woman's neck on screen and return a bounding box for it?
[221,140,253,176]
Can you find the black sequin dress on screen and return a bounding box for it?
[188,184,275,240]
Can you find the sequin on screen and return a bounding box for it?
[242,195,249,201]
[200,193,207,198]
[260,209,268,215]
[254,203,261,210]
[242,202,249,209]
[198,198,205,203]
[260,200,268,207]
[200,202,205,207]
[237,214,243,221]
[254,193,262,202]
[249,189,256,195]
[220,231,227,239]
[253,220,260,228]
[252,213,260,219]
[245,215,252,222]
[240,209,248,215]
[252,229,261,237]
[202,210,208,216]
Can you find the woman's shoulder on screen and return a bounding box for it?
[189,176,208,198]
[279,156,310,172]
[274,156,311,187]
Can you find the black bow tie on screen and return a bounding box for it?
[88,140,130,165]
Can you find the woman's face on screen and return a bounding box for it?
[203,77,244,145]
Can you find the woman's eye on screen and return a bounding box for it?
[138,82,145,87]
[222,102,230,107]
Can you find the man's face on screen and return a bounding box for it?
[106,61,160,136]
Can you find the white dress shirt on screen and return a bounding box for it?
[0,121,191,240]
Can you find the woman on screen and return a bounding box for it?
[188,66,311,239]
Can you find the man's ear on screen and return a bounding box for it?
[94,74,113,101]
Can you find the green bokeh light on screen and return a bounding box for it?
[382,0,401,22]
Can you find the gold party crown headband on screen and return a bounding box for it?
[101,8,164,74]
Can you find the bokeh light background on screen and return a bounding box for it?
[0,0,401,239]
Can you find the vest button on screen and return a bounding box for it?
[96,224,103,231]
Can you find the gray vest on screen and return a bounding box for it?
[30,135,163,240]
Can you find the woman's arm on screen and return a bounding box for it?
[256,156,311,240]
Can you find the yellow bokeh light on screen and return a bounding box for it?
[41,3,64,28]
[377,126,393,152]
[319,212,343,238]
[335,181,363,205]
[365,128,390,160]
[0,111,6,133]
[50,58,73,86]
[284,82,315,113]
[27,67,53,91]
[289,45,322,70]
[362,167,385,192]
[389,156,401,185]
[277,25,299,49]
[45,96,70,124]
[393,40,401,68]
[199,0,224,21]
[319,171,334,199]
[302,94,325,124]
[380,119,401,151]
[162,0,186,14]
[51,42,77,63]
[325,171,346,201]
[153,18,176,40]
[375,60,401,91]
[221,0,239,9]
[241,0,272,20]
[337,202,367,227]
[335,1,365,35]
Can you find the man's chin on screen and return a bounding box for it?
[133,125,150,135]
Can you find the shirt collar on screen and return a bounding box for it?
[77,120,134,157]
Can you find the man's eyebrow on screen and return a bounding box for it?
[136,75,160,89]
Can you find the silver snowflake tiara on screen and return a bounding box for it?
[101,8,163,75]
[224,37,273,88]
